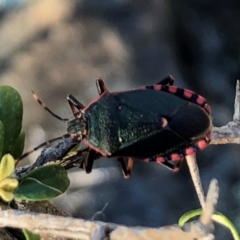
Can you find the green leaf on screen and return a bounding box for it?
[12,130,25,159]
[178,209,200,227]
[0,121,4,160]
[23,229,41,240]
[15,165,70,201]
[0,86,23,155]
[179,209,240,240]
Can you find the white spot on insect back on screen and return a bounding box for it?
[162,117,168,127]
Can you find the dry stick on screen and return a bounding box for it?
[233,80,240,121]
[0,179,219,240]
[211,80,240,144]
[199,179,219,226]
[110,179,218,240]
[186,155,205,208]
[187,80,240,208]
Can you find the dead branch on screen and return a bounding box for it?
[186,155,205,208]
[0,179,218,240]
[211,80,240,144]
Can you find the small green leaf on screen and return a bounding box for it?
[0,121,4,159]
[179,209,240,240]
[12,130,25,159]
[178,209,201,227]
[15,165,70,201]
[212,211,240,240]
[14,177,63,201]
[23,229,41,240]
[0,86,23,155]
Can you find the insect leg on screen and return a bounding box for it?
[81,149,101,173]
[96,78,110,95]
[67,94,85,117]
[160,159,183,172]
[147,156,183,172]
[117,157,134,178]
[155,75,174,86]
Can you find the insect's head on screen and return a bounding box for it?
[67,111,87,138]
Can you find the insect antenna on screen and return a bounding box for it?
[15,133,72,165]
[32,90,69,122]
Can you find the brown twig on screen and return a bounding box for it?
[0,179,218,240]
[211,80,240,144]
[186,155,205,208]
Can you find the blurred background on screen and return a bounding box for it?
[0,0,240,239]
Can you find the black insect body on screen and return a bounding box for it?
[18,76,212,178]
[80,89,209,157]
[67,76,212,177]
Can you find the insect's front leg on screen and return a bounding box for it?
[96,78,110,95]
[67,94,85,117]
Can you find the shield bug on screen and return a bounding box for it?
[18,76,212,178]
